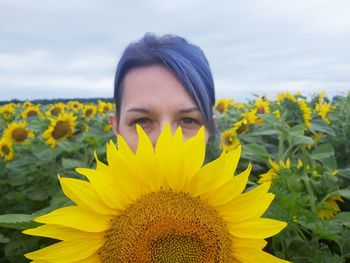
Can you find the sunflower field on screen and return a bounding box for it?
[0,92,349,262]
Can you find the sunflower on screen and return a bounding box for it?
[317,195,343,220]
[46,103,66,116]
[255,98,270,114]
[0,104,16,120]
[258,159,290,184]
[98,100,114,115]
[83,104,98,119]
[242,109,263,125]
[315,103,335,124]
[68,101,83,112]
[24,124,289,262]
[23,101,33,108]
[0,138,14,161]
[296,99,312,128]
[21,105,43,119]
[275,92,297,103]
[220,128,240,152]
[214,98,234,114]
[3,121,35,145]
[43,112,76,148]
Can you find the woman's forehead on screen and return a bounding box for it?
[121,65,197,109]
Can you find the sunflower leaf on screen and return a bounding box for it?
[0,214,40,230]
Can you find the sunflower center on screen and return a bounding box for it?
[1,145,10,155]
[98,190,232,263]
[51,107,62,115]
[12,128,28,142]
[216,103,226,114]
[85,109,93,117]
[52,121,70,139]
[27,110,38,117]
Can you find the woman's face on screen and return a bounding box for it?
[109,65,210,152]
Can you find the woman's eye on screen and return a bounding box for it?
[181,118,198,125]
[133,118,152,125]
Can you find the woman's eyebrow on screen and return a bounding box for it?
[126,107,150,113]
[178,107,200,114]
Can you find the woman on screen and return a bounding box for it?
[108,33,217,153]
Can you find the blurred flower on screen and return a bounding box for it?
[255,98,270,114]
[43,112,76,148]
[3,121,35,145]
[83,104,97,119]
[46,103,66,116]
[220,128,240,152]
[21,104,43,119]
[214,98,233,114]
[317,195,343,220]
[0,138,14,161]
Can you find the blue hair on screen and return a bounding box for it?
[114,33,216,135]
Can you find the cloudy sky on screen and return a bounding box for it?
[1,0,350,102]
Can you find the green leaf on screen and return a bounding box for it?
[312,143,335,160]
[337,189,350,200]
[0,214,40,230]
[333,212,350,228]
[311,122,336,136]
[62,158,86,169]
[242,144,269,159]
[0,232,10,244]
[57,140,82,152]
[290,135,313,146]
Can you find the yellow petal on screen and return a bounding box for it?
[189,151,227,197]
[59,176,117,215]
[182,127,205,192]
[34,206,111,232]
[206,164,251,207]
[23,224,104,241]
[135,125,162,192]
[76,168,131,211]
[25,239,103,263]
[228,218,287,239]
[221,193,275,222]
[233,247,268,263]
[262,251,291,263]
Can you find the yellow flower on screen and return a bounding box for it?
[46,103,66,116]
[273,110,281,120]
[21,105,43,119]
[3,121,35,145]
[315,103,335,124]
[98,100,114,115]
[0,104,16,120]
[43,112,76,148]
[233,103,246,109]
[83,104,97,119]
[255,98,270,114]
[297,99,312,128]
[0,138,14,161]
[23,101,33,108]
[276,92,297,103]
[220,128,240,152]
[104,123,112,133]
[24,125,288,263]
[258,169,278,184]
[214,98,233,114]
[297,159,303,169]
[68,101,83,112]
[307,132,324,149]
[233,118,249,134]
[243,109,263,125]
[258,159,290,184]
[317,195,343,220]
